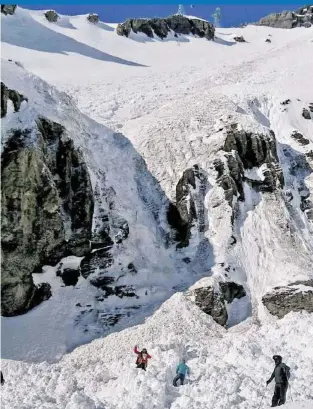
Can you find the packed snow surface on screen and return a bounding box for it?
[1,6,313,409]
[2,294,313,409]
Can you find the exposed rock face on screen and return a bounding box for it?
[216,125,283,208]
[1,4,16,15]
[1,82,28,118]
[256,5,313,28]
[219,281,246,303]
[186,281,246,326]
[116,15,215,41]
[291,130,310,145]
[262,280,313,318]
[1,116,94,316]
[87,13,99,24]
[56,265,80,286]
[80,247,114,279]
[234,36,246,42]
[302,108,312,120]
[44,10,59,23]
[167,165,207,247]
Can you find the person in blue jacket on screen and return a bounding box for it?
[173,359,190,386]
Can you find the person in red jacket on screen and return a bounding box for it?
[134,345,151,371]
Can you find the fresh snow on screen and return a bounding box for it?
[1,294,313,409]
[1,6,313,409]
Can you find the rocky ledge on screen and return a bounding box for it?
[116,14,215,40]
[262,280,313,318]
[186,280,246,326]
[1,5,17,15]
[256,4,313,28]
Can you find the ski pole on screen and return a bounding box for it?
[289,383,293,402]
[257,386,267,409]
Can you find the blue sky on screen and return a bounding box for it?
[22,4,303,27]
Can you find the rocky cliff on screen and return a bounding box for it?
[1,61,179,333]
[116,15,215,40]
[1,84,94,316]
[256,4,313,28]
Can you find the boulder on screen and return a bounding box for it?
[44,10,59,23]
[57,267,80,286]
[262,281,313,318]
[116,15,214,41]
[186,280,246,326]
[219,281,246,303]
[291,130,310,145]
[302,108,311,120]
[234,36,246,42]
[1,5,17,15]
[87,13,99,24]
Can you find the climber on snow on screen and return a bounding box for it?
[134,345,151,371]
[266,355,290,407]
[1,371,4,386]
[173,359,190,386]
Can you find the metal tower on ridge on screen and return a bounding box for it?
[212,7,221,27]
[177,4,185,15]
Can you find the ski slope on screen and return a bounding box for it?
[1,6,313,409]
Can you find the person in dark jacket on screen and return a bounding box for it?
[134,345,151,371]
[266,355,290,407]
[173,359,190,386]
[1,371,4,386]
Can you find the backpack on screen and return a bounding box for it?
[283,365,291,381]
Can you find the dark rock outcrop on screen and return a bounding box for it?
[80,247,114,279]
[265,38,272,43]
[291,130,310,145]
[218,125,283,206]
[219,281,246,303]
[234,36,246,42]
[187,280,246,326]
[116,15,215,41]
[57,267,80,286]
[1,4,16,15]
[87,13,99,24]
[302,108,312,120]
[262,280,313,318]
[1,82,28,118]
[44,10,59,23]
[167,165,207,247]
[256,5,313,28]
[1,118,94,316]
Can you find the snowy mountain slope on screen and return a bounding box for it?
[1,6,313,409]
[1,59,199,361]
[1,294,313,409]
